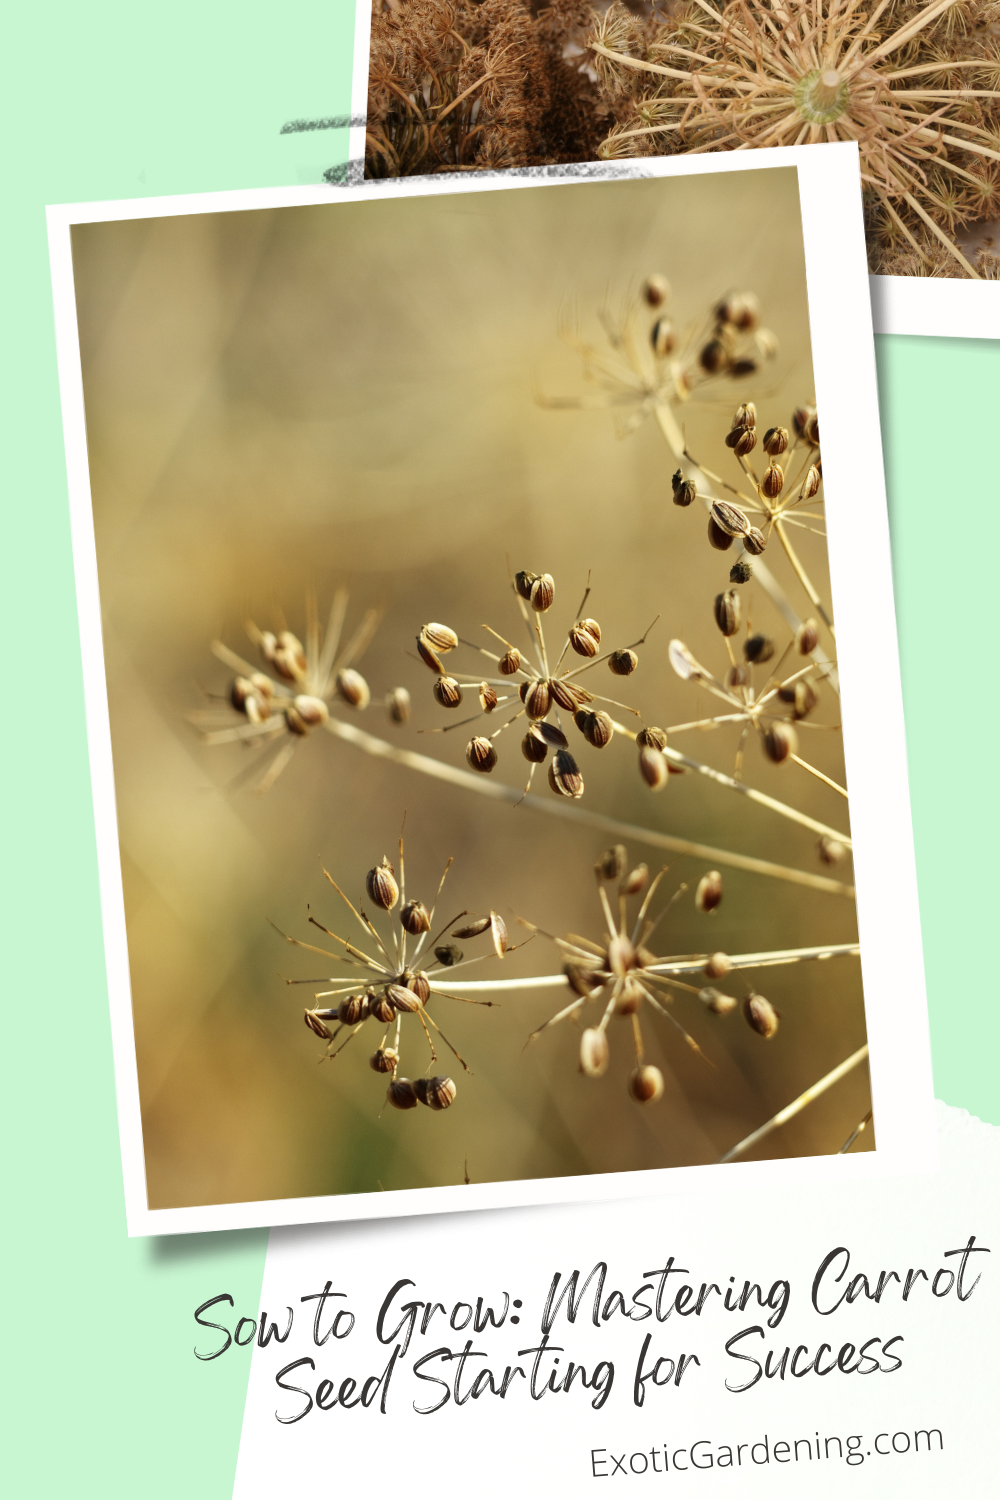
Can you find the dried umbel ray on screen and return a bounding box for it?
[667,608,849,822]
[190,592,406,793]
[523,846,784,1103]
[365,0,608,176]
[418,568,658,800]
[276,831,522,1114]
[588,0,1000,279]
[680,400,831,634]
[539,277,778,459]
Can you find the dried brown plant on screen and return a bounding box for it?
[417,567,660,799]
[366,0,609,174]
[539,276,778,459]
[276,829,523,1114]
[588,0,1000,277]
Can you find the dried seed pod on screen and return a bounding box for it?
[643,273,670,308]
[732,358,759,378]
[406,971,432,1005]
[534,722,568,749]
[717,291,760,331]
[818,835,847,865]
[521,727,550,763]
[802,465,821,500]
[417,636,445,674]
[479,682,498,713]
[763,426,788,456]
[387,982,423,1014]
[369,993,396,1024]
[338,995,367,1026]
[495,647,520,677]
[671,469,697,507]
[614,978,643,1015]
[732,402,756,431]
[639,745,669,790]
[668,640,708,681]
[370,1047,398,1074]
[725,664,751,690]
[433,676,463,709]
[258,630,278,664]
[730,559,753,584]
[568,619,602,657]
[230,676,255,711]
[385,687,411,724]
[609,935,635,979]
[597,845,628,881]
[579,1027,610,1078]
[708,515,734,550]
[760,462,785,500]
[549,748,584,798]
[578,709,614,749]
[806,412,820,445]
[415,1075,457,1111]
[730,427,757,458]
[421,622,458,653]
[523,678,551,720]
[695,870,723,913]
[453,916,492,939]
[711,499,751,538]
[400,899,431,935]
[490,911,509,958]
[628,1065,665,1104]
[250,672,273,698]
[699,987,738,1015]
[284,706,309,736]
[796,619,819,655]
[293,694,329,727]
[743,992,779,1039]
[434,941,463,967]
[635,726,665,752]
[621,863,649,896]
[762,721,798,763]
[336,668,371,710]
[466,736,498,774]
[792,405,816,440]
[366,857,399,911]
[714,590,742,637]
[609,648,638,677]
[273,631,307,682]
[387,1077,418,1111]
[651,317,676,357]
[304,1009,333,1040]
[743,526,767,556]
[550,678,583,712]
[700,338,728,374]
[514,570,538,601]
[566,963,598,997]
[705,952,732,979]
[529,574,555,612]
[792,680,819,719]
[744,633,775,664]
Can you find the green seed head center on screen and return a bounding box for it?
[795,69,849,125]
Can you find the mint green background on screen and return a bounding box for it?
[1,4,992,1494]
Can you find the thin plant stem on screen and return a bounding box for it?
[435,942,861,992]
[321,716,855,898]
[720,1044,869,1163]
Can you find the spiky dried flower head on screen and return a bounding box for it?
[280,828,523,1113]
[419,566,658,799]
[588,0,1000,279]
[526,846,743,1102]
[667,622,839,791]
[190,592,385,793]
[540,276,777,458]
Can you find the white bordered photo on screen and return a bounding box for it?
[330,0,1000,338]
[48,143,933,1237]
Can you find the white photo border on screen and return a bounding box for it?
[47,143,935,1237]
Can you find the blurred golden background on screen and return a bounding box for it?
[72,167,868,1212]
